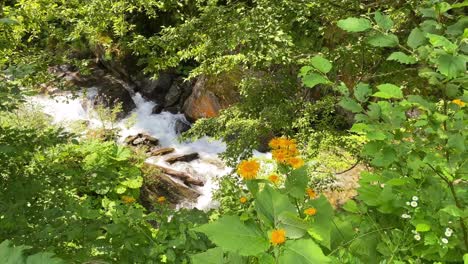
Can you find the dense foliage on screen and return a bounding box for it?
[0,0,467,263]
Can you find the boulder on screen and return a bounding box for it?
[182,73,240,122]
[125,133,159,148]
[165,153,199,164]
[134,72,176,103]
[174,119,191,134]
[152,104,164,114]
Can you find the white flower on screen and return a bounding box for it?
[441,238,448,244]
[414,234,421,241]
[412,196,418,201]
[406,201,410,205]
[410,201,418,207]
[445,228,453,237]
[411,230,418,234]
[401,213,411,219]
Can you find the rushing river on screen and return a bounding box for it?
[31,88,230,210]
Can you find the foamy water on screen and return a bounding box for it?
[30,89,230,210]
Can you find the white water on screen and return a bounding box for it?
[31,89,230,210]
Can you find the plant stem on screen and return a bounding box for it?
[447,181,468,250]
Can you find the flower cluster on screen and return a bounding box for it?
[452,99,466,107]
[237,159,260,180]
[269,137,304,169]
[121,195,136,204]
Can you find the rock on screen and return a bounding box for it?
[165,105,180,114]
[152,104,164,114]
[148,163,204,186]
[149,147,175,156]
[174,119,191,134]
[125,133,159,147]
[134,72,176,103]
[182,73,241,122]
[165,153,199,164]
[164,82,183,107]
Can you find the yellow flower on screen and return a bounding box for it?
[270,229,286,245]
[237,159,260,180]
[268,138,283,149]
[306,188,316,199]
[157,196,166,203]
[287,157,305,169]
[240,196,247,204]
[452,99,466,107]
[268,174,280,184]
[121,195,136,204]
[304,207,317,216]
[272,149,289,163]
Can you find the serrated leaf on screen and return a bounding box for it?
[426,33,457,52]
[374,11,393,31]
[302,73,331,88]
[437,54,466,79]
[121,176,143,189]
[279,239,330,264]
[416,223,431,232]
[277,212,310,239]
[306,196,334,249]
[310,55,332,74]
[339,98,363,113]
[367,33,399,47]
[373,84,403,99]
[354,83,371,102]
[193,216,269,256]
[407,28,426,49]
[387,52,417,64]
[337,17,372,32]
[285,167,309,199]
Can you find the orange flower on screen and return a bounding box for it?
[270,229,286,245]
[268,174,280,184]
[268,138,283,149]
[157,196,166,203]
[452,99,466,107]
[237,159,260,180]
[306,188,316,199]
[304,207,317,216]
[287,157,305,169]
[272,149,289,163]
[240,196,247,204]
[122,195,136,204]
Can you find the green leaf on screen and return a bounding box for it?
[342,200,359,213]
[193,216,269,256]
[191,247,224,264]
[426,33,458,52]
[306,195,334,249]
[337,17,372,32]
[407,28,426,49]
[440,205,464,217]
[255,185,296,227]
[310,56,332,74]
[302,73,331,88]
[437,54,466,79]
[367,33,399,47]
[416,223,431,232]
[374,11,393,31]
[26,253,64,264]
[387,52,417,64]
[373,84,403,99]
[277,212,310,239]
[279,239,330,264]
[354,83,371,102]
[121,176,143,189]
[285,167,309,199]
[258,254,275,264]
[448,133,466,152]
[339,98,363,113]
[0,18,19,25]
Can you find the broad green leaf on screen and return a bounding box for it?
[336,83,350,96]
[310,55,332,74]
[26,252,64,264]
[193,216,269,256]
[191,247,223,264]
[0,18,19,25]
[121,176,143,189]
[367,33,399,47]
[354,83,371,102]
[258,254,275,264]
[464,253,468,264]
[407,28,426,49]
[299,66,313,76]
[440,205,463,217]
[114,185,127,194]
[255,185,296,227]
[416,223,431,232]
[374,11,393,31]
[339,98,363,113]
[337,17,372,32]
[387,52,417,64]
[279,239,330,264]
[285,166,309,199]
[373,84,403,99]
[437,54,466,79]
[436,2,452,13]
[342,200,359,213]
[278,212,310,239]
[302,73,331,88]
[306,195,334,249]
[426,33,457,52]
[447,133,465,152]
[446,17,468,36]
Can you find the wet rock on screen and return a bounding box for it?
[174,119,191,134]
[149,147,175,156]
[164,82,183,107]
[165,105,180,114]
[165,153,199,164]
[125,133,159,147]
[134,72,176,103]
[152,104,164,114]
[182,73,240,122]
